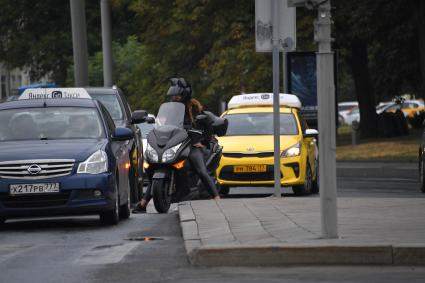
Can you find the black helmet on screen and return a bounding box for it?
[166,78,192,103]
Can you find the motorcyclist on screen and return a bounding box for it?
[133,78,220,213]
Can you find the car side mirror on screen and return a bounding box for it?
[146,117,155,124]
[131,110,148,124]
[304,129,318,138]
[112,127,134,141]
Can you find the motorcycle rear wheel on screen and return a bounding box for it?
[152,179,172,213]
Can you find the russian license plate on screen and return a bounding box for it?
[9,183,60,195]
[233,165,267,173]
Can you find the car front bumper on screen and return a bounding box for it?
[0,173,115,219]
[216,155,307,187]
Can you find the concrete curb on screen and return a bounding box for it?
[186,244,425,267]
[178,203,425,266]
[178,202,201,254]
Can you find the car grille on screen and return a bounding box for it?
[219,165,281,182]
[223,152,274,158]
[0,192,71,208]
[0,159,75,180]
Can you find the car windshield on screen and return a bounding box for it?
[138,122,155,137]
[0,107,105,141]
[90,93,124,120]
[156,102,185,128]
[350,107,359,114]
[224,113,299,136]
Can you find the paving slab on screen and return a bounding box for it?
[179,197,425,266]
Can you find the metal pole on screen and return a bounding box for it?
[70,0,89,87]
[101,0,113,87]
[272,0,281,198]
[316,0,338,238]
[5,62,11,97]
[282,51,288,93]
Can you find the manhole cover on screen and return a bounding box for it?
[125,236,164,242]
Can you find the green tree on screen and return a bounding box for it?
[114,0,274,113]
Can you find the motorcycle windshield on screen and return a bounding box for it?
[156,102,185,128]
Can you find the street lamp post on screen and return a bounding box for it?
[101,0,113,87]
[272,0,282,198]
[70,0,89,87]
[315,0,338,238]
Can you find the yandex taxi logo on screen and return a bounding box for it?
[19,88,92,100]
[228,93,302,109]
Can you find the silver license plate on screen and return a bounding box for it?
[9,183,60,195]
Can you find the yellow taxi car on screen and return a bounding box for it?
[216,93,318,196]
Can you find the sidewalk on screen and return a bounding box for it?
[179,198,425,266]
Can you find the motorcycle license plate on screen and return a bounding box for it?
[9,183,60,195]
[233,165,267,173]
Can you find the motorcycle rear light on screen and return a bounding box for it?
[173,160,185,170]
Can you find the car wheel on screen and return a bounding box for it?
[100,180,120,225]
[293,163,313,196]
[119,177,131,219]
[421,158,425,193]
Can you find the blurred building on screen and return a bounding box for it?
[0,63,50,100]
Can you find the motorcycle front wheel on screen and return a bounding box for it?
[152,178,172,213]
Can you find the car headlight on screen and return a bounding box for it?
[145,143,159,162]
[77,150,108,174]
[281,142,301,158]
[162,143,182,163]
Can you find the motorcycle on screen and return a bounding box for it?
[144,102,228,213]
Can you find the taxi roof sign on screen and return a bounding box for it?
[19,88,92,100]
[228,93,302,109]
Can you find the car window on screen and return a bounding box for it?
[90,93,124,120]
[297,113,308,134]
[0,107,105,141]
[386,104,401,111]
[99,103,116,134]
[118,90,132,119]
[338,105,356,112]
[224,113,299,136]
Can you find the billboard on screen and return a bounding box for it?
[287,51,338,126]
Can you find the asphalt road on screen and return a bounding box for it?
[1,163,424,283]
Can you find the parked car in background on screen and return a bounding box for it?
[419,127,425,193]
[137,114,156,183]
[338,101,358,125]
[382,100,425,118]
[85,87,146,206]
[138,114,156,153]
[343,101,418,126]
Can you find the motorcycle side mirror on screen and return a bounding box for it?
[146,117,155,124]
[195,114,208,121]
[131,110,148,124]
[188,129,203,143]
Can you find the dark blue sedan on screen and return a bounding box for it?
[0,88,143,225]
